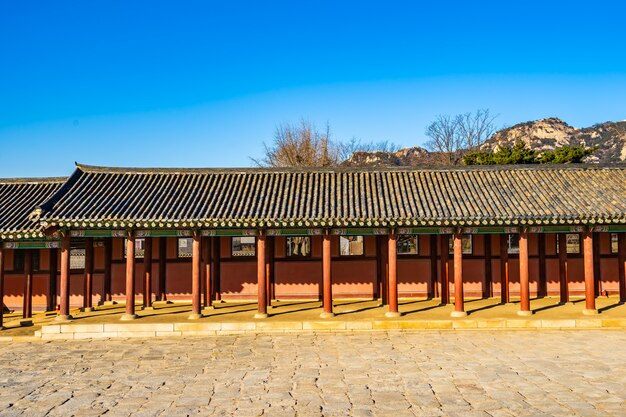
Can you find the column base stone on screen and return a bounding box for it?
[100,301,118,306]
[120,313,138,321]
[450,310,468,318]
[54,314,73,322]
[320,312,335,319]
[81,307,94,313]
[517,310,533,317]
[142,306,154,311]
[254,312,268,319]
[187,313,203,320]
[385,311,402,318]
[582,308,599,316]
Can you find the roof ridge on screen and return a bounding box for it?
[0,176,68,184]
[74,162,626,174]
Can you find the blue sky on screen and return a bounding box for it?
[1,1,625,177]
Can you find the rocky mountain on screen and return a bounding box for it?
[481,118,626,163]
[341,118,626,167]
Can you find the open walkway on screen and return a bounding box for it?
[1,331,625,416]
[2,296,626,340]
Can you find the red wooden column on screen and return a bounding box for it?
[499,235,510,304]
[321,232,334,318]
[537,234,547,298]
[143,237,153,310]
[618,233,626,303]
[121,235,137,321]
[558,233,569,304]
[102,238,113,304]
[429,235,439,298]
[82,238,94,312]
[158,237,167,302]
[451,231,466,317]
[0,247,4,329]
[56,233,72,322]
[518,230,532,316]
[483,235,493,298]
[48,248,58,311]
[189,233,202,319]
[265,236,273,307]
[203,236,213,310]
[593,232,601,297]
[23,250,33,319]
[255,234,268,318]
[212,237,222,302]
[440,234,450,305]
[386,230,401,317]
[582,231,598,315]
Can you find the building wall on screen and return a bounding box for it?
[2,233,623,311]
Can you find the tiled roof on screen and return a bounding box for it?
[0,177,66,239]
[35,163,626,230]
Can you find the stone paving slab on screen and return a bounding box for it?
[0,331,625,416]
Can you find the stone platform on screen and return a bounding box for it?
[1,296,626,341]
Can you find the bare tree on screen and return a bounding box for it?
[424,114,462,164]
[252,120,340,167]
[425,109,498,164]
[457,109,498,149]
[339,137,401,161]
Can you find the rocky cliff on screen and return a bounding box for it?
[341,118,626,167]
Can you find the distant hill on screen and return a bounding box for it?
[341,118,626,167]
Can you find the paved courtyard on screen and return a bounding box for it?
[0,331,625,416]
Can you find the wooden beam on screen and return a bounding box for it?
[518,231,531,316]
[618,233,626,304]
[203,236,212,309]
[321,232,334,318]
[440,234,450,305]
[83,238,94,312]
[48,248,58,311]
[500,235,510,304]
[484,235,492,299]
[430,235,438,298]
[158,237,167,302]
[189,233,202,319]
[451,232,466,317]
[143,237,153,309]
[121,235,137,320]
[386,231,400,317]
[538,233,547,298]
[103,238,112,303]
[23,249,33,319]
[255,234,268,318]
[558,234,569,304]
[56,234,72,321]
[583,231,598,315]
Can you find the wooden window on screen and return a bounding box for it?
[13,250,41,272]
[557,233,581,254]
[507,235,520,254]
[70,248,85,270]
[232,237,256,257]
[611,233,618,254]
[397,235,418,255]
[286,236,311,257]
[448,235,473,255]
[340,236,364,256]
[123,238,145,259]
[177,238,193,258]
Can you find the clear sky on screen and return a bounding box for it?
[1,1,625,177]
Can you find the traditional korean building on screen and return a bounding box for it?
[1,163,626,326]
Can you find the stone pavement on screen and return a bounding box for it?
[1,331,625,416]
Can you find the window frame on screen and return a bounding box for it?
[611,233,618,254]
[123,238,146,259]
[507,234,520,255]
[285,236,312,258]
[231,236,257,257]
[397,235,419,256]
[557,233,581,255]
[339,235,365,257]
[177,237,194,259]
[448,235,473,255]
